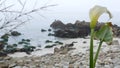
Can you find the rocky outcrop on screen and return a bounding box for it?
[51,20,91,38]
[50,20,120,38]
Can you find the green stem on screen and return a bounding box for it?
[90,28,94,68]
[94,40,103,67]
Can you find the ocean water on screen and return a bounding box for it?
[1,11,120,48]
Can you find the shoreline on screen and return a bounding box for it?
[8,37,120,57]
[0,37,120,68]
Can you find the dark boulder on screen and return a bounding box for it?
[45,40,52,43]
[11,31,21,36]
[0,42,4,50]
[48,29,52,31]
[41,29,47,32]
[48,33,54,36]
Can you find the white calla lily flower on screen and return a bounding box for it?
[89,5,112,28]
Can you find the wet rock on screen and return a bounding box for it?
[48,33,54,36]
[45,45,54,48]
[1,34,9,40]
[41,29,47,32]
[1,34,9,42]
[11,31,21,36]
[45,40,52,43]
[65,42,77,47]
[54,41,63,45]
[20,45,36,54]
[48,29,52,31]
[45,44,56,48]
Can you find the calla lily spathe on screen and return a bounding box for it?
[89,5,112,29]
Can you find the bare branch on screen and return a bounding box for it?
[0,0,57,33]
[0,4,14,11]
[40,4,57,9]
[0,10,21,13]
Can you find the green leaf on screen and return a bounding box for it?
[95,22,113,44]
[89,5,112,28]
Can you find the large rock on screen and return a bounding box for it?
[50,20,120,38]
[52,20,90,38]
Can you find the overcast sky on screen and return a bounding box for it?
[3,0,120,25]
[5,0,119,13]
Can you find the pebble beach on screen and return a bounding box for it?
[0,37,120,68]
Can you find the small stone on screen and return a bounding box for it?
[69,63,74,68]
[111,40,119,45]
[0,63,8,68]
[9,63,17,68]
[54,47,60,54]
[4,57,12,60]
[17,60,24,66]
[11,31,21,36]
[83,41,87,43]
[60,48,68,54]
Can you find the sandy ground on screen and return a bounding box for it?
[8,37,120,57]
